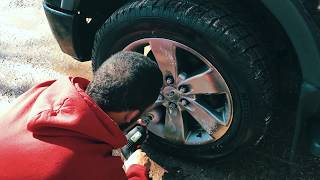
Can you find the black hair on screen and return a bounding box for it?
[86,51,163,112]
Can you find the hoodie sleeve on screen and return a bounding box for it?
[126,164,148,180]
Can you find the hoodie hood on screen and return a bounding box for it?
[26,77,127,149]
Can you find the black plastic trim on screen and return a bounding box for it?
[44,3,82,60]
[290,81,320,161]
[43,3,91,61]
[45,3,74,15]
[44,0,80,11]
[43,0,62,9]
[261,0,320,87]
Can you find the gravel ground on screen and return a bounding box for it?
[0,0,319,179]
[0,0,92,111]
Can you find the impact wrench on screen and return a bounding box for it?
[121,115,152,159]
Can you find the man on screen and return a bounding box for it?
[0,51,163,179]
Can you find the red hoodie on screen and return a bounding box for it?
[0,76,148,180]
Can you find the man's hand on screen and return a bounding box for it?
[124,149,151,171]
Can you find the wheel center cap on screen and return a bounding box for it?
[163,86,180,102]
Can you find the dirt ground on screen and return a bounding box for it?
[0,0,319,179]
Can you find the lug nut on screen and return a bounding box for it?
[181,99,188,106]
[179,86,187,93]
[166,76,174,85]
[168,91,175,97]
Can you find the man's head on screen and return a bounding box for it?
[86,51,163,126]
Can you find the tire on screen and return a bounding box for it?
[92,0,274,159]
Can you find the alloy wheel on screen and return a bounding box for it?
[124,38,233,145]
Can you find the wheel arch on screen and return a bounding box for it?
[258,0,320,118]
[78,0,320,88]
[260,0,320,86]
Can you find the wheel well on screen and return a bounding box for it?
[77,0,303,108]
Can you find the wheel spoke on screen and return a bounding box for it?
[149,39,178,80]
[178,69,228,95]
[182,97,227,138]
[163,106,186,143]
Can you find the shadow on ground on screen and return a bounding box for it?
[143,108,320,179]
